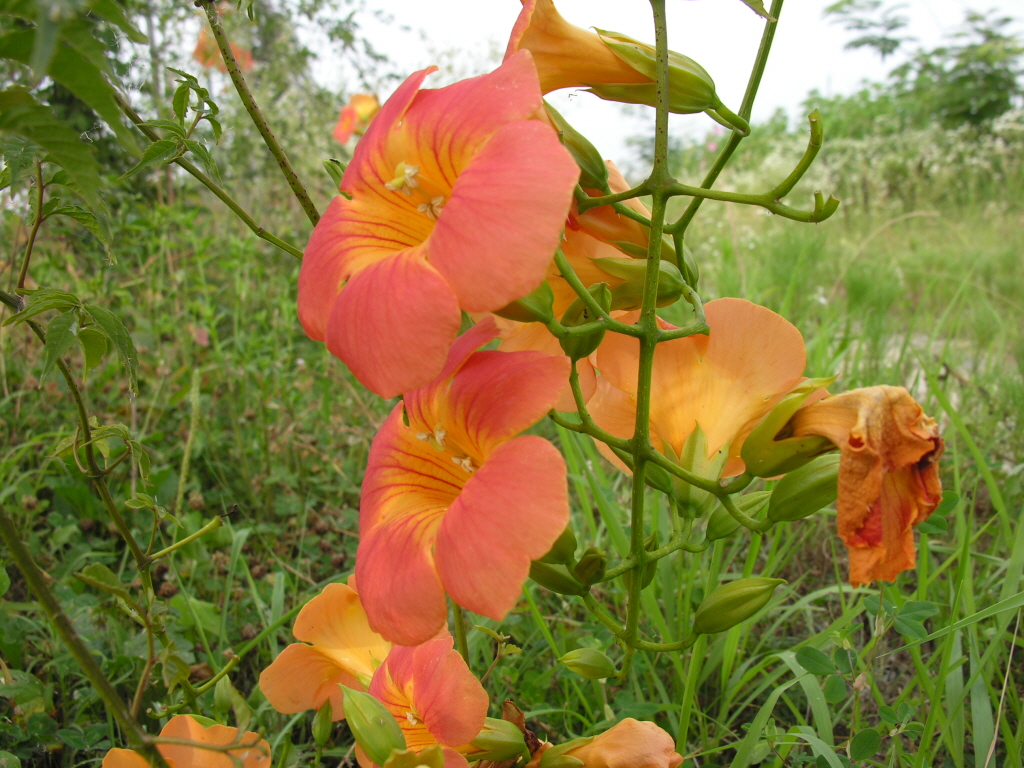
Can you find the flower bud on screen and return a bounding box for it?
[573,547,607,586]
[693,578,786,635]
[538,738,594,768]
[768,453,840,523]
[323,158,346,188]
[341,686,406,766]
[741,376,837,477]
[705,491,770,541]
[494,280,555,324]
[383,746,445,768]
[559,283,612,360]
[312,698,333,747]
[529,561,586,596]
[539,526,578,565]
[559,648,617,680]
[470,717,529,762]
[593,257,687,311]
[545,101,609,192]
[213,675,234,716]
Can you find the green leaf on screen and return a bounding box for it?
[119,138,179,180]
[167,67,200,88]
[139,119,187,139]
[57,727,89,751]
[0,750,23,768]
[916,515,948,534]
[0,87,100,206]
[40,310,79,383]
[898,601,939,622]
[160,652,191,694]
[50,204,110,246]
[170,594,221,637]
[1,135,36,196]
[795,646,836,676]
[87,0,149,43]
[83,304,138,395]
[833,647,854,675]
[823,675,846,704]
[0,30,139,155]
[736,0,777,21]
[74,563,130,601]
[202,115,222,142]
[849,728,881,760]
[172,84,190,123]
[0,562,10,598]
[130,440,151,482]
[78,327,107,375]
[29,14,61,84]
[2,287,79,326]
[878,705,899,725]
[183,139,220,182]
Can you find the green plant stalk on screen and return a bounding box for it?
[670,0,784,237]
[664,179,838,223]
[149,516,224,560]
[553,249,641,337]
[198,0,320,227]
[574,182,651,216]
[174,369,202,515]
[115,94,303,260]
[16,159,44,292]
[452,600,471,665]
[0,510,170,768]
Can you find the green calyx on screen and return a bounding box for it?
[593,257,687,311]
[705,491,771,541]
[767,453,840,523]
[559,648,617,679]
[529,561,587,596]
[693,577,786,635]
[559,282,611,359]
[494,280,555,324]
[545,101,609,192]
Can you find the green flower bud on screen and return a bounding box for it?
[538,738,594,768]
[573,547,608,586]
[768,453,840,523]
[705,491,771,541]
[529,561,586,596]
[383,746,445,768]
[470,717,529,762]
[741,376,838,477]
[591,30,721,115]
[559,648,617,680]
[312,699,333,748]
[693,578,786,635]
[545,101,608,192]
[592,257,687,311]
[494,280,555,324]
[539,526,578,565]
[559,283,612,360]
[681,243,700,289]
[341,686,406,766]
[323,158,346,188]
[213,675,234,716]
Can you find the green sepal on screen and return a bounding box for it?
[529,561,586,596]
[705,491,771,541]
[559,283,611,359]
[767,453,840,523]
[693,577,786,635]
[669,425,729,517]
[545,101,608,192]
[538,526,578,565]
[572,547,607,586]
[594,257,687,311]
[341,686,406,766]
[494,280,555,324]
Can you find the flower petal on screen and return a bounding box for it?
[101,750,151,768]
[428,120,578,312]
[568,718,683,768]
[259,643,359,719]
[435,436,569,620]
[324,252,461,398]
[159,715,272,768]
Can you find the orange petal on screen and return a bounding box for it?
[102,749,154,768]
[568,718,683,768]
[788,385,943,586]
[159,715,271,768]
[258,643,359,719]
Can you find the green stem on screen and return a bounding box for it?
[581,593,626,639]
[669,0,785,236]
[149,516,223,560]
[553,249,641,337]
[16,159,44,292]
[0,511,169,767]
[452,601,471,665]
[115,94,303,260]
[198,1,320,227]
[663,180,839,224]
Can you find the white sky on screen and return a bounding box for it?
[318,0,1022,168]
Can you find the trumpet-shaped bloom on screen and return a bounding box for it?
[334,94,381,144]
[298,51,579,398]
[357,318,570,646]
[506,0,648,93]
[360,635,489,768]
[590,298,811,476]
[527,719,683,768]
[193,27,254,73]
[259,580,391,720]
[786,386,944,586]
[102,715,270,768]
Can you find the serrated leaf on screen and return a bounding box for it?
[91,424,131,442]
[823,675,846,704]
[50,204,110,245]
[74,563,130,601]
[0,29,139,155]
[139,119,187,139]
[78,327,107,375]
[202,115,222,142]
[849,729,881,760]
[83,305,138,394]
[130,440,151,482]
[40,311,78,383]
[50,434,77,458]
[893,617,927,640]
[2,134,36,197]
[0,87,100,206]
[166,67,200,88]
[29,14,61,84]
[160,653,191,694]
[118,138,179,180]
[795,646,836,676]
[0,164,10,192]
[87,0,149,43]
[2,287,80,326]
[736,0,776,21]
[172,84,190,123]
[183,139,220,182]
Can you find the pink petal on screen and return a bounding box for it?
[325,252,461,398]
[428,120,578,312]
[435,436,568,620]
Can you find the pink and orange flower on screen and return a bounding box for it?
[298,51,579,398]
[334,94,381,144]
[259,579,391,720]
[356,318,570,646]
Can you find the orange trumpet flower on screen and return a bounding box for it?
[334,94,381,144]
[101,715,270,768]
[528,719,683,768]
